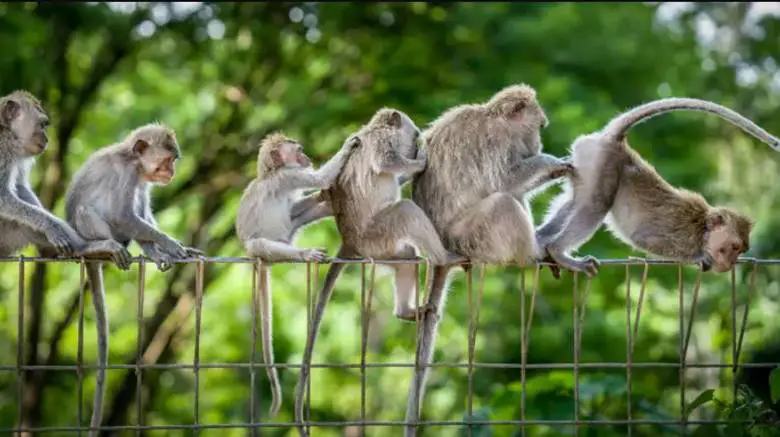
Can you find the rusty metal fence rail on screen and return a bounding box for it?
[2,256,779,435]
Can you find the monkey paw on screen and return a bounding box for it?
[550,253,600,278]
[549,163,575,180]
[149,253,175,272]
[395,303,440,323]
[301,249,330,263]
[184,246,204,257]
[105,242,133,271]
[45,228,75,257]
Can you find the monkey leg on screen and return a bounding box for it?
[545,205,605,277]
[390,246,436,322]
[244,237,329,263]
[535,193,574,251]
[448,192,536,265]
[73,206,133,270]
[360,200,456,265]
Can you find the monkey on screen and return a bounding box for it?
[235,131,357,417]
[0,90,87,257]
[293,108,465,437]
[65,122,203,437]
[404,84,573,436]
[535,97,780,278]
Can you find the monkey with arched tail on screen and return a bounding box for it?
[536,98,780,277]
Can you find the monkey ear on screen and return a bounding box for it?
[389,110,403,128]
[1,99,20,124]
[706,212,725,231]
[347,136,362,148]
[132,139,150,156]
[269,148,283,168]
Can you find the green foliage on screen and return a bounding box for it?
[0,2,780,436]
[686,385,780,437]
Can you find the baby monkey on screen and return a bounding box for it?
[236,131,357,417]
[65,122,202,436]
[536,98,780,277]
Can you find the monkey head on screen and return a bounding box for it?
[367,107,421,158]
[131,124,181,185]
[0,90,49,157]
[703,208,753,273]
[257,132,313,177]
[485,84,549,155]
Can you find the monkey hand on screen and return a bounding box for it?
[44,222,78,257]
[548,161,575,180]
[184,246,204,257]
[158,238,189,260]
[300,248,330,263]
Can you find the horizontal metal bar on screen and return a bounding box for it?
[2,361,777,371]
[0,418,759,433]
[0,256,776,265]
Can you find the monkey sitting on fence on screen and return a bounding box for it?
[294,107,464,437]
[65,122,203,437]
[404,83,573,436]
[235,131,358,417]
[535,98,780,278]
[0,90,86,258]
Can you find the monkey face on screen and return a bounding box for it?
[135,138,180,185]
[2,98,49,157]
[705,225,747,273]
[281,142,312,169]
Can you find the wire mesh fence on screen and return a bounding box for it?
[2,256,779,436]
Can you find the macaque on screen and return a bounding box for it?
[65,123,202,436]
[536,97,780,277]
[293,108,463,437]
[0,90,85,257]
[405,84,572,435]
[235,132,357,416]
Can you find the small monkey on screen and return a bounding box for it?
[235,132,357,417]
[0,90,86,257]
[405,84,572,435]
[65,123,202,437]
[536,97,780,277]
[293,108,462,437]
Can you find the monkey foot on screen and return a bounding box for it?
[395,303,440,323]
[550,252,600,278]
[539,254,562,280]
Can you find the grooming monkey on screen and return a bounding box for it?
[405,84,572,435]
[293,108,463,436]
[235,131,357,417]
[65,123,202,436]
[536,98,780,277]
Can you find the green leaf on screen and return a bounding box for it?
[685,389,715,419]
[769,367,780,404]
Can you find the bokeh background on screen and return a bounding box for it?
[1,2,780,436]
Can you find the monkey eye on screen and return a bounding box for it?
[732,243,741,253]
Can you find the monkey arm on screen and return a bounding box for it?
[290,193,323,219]
[398,147,427,186]
[291,201,333,230]
[506,154,571,195]
[0,190,69,234]
[311,142,354,188]
[372,149,425,177]
[15,176,45,209]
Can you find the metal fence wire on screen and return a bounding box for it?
[3,256,780,435]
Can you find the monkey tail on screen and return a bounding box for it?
[602,97,780,150]
[86,263,108,437]
[293,251,347,437]
[257,263,282,417]
[404,265,453,437]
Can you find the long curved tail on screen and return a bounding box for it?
[404,265,453,437]
[293,253,346,437]
[602,97,780,150]
[86,263,108,437]
[257,263,282,417]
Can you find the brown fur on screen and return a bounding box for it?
[536,98,776,277]
[294,108,461,437]
[404,84,572,436]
